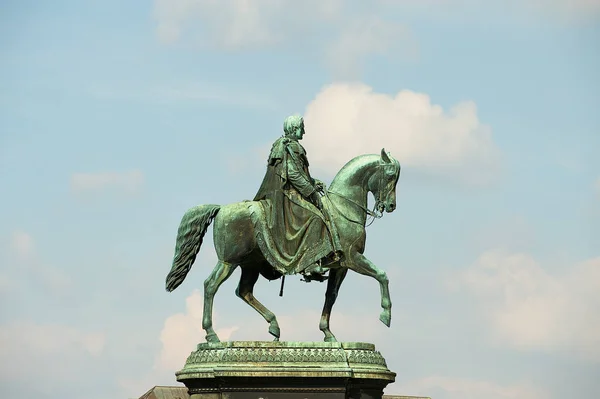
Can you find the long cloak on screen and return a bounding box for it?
[253,136,333,274]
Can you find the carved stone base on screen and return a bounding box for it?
[176,341,396,399]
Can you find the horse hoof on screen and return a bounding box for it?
[206,333,221,343]
[324,335,338,343]
[268,323,281,340]
[379,310,391,327]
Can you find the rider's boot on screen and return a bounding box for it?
[302,261,328,283]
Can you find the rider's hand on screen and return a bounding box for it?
[314,179,326,192]
[311,192,323,209]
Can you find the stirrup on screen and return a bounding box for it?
[301,272,329,283]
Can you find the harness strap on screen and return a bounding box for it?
[326,163,386,226]
[327,191,379,218]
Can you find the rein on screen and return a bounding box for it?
[325,190,382,224]
[323,162,388,226]
[325,172,386,227]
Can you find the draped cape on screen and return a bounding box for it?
[253,137,333,274]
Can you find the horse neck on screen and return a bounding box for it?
[328,155,379,206]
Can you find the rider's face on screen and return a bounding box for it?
[295,125,305,140]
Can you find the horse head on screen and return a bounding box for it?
[371,148,401,214]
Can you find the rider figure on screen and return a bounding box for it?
[254,115,342,280]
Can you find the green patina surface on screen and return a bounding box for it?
[165,114,401,344]
[177,341,396,383]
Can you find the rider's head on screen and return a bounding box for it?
[283,115,305,140]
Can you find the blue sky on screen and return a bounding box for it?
[1,1,599,398]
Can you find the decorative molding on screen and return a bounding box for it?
[346,349,388,367]
[177,341,395,383]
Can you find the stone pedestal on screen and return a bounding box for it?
[176,341,395,399]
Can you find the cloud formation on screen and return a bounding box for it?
[155,290,239,371]
[153,0,342,48]
[119,289,239,397]
[152,0,409,78]
[152,0,598,80]
[325,17,416,79]
[302,83,500,185]
[0,321,105,383]
[451,251,600,361]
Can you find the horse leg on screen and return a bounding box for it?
[319,267,347,342]
[235,267,281,341]
[347,253,392,327]
[202,260,237,343]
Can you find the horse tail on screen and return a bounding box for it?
[166,204,221,292]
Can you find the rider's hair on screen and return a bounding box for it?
[283,115,304,136]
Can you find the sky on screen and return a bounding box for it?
[0,0,599,398]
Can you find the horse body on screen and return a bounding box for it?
[166,150,401,343]
[212,202,257,265]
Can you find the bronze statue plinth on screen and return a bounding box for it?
[176,341,396,399]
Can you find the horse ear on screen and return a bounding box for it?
[381,148,391,163]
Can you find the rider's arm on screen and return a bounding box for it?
[286,151,316,198]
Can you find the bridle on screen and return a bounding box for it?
[324,162,395,227]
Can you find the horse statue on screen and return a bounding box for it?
[166,149,401,343]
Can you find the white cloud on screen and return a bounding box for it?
[155,290,239,371]
[325,17,416,80]
[153,0,278,47]
[119,289,239,398]
[396,375,547,399]
[70,170,144,195]
[152,0,598,79]
[0,321,105,382]
[122,287,387,399]
[153,0,342,48]
[451,251,600,360]
[152,0,417,77]
[302,83,500,185]
[153,0,600,53]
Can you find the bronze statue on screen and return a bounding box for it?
[166,115,401,343]
[254,115,342,282]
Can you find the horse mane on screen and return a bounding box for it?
[330,152,400,189]
[331,154,379,182]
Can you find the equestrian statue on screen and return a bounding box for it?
[166,115,401,343]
